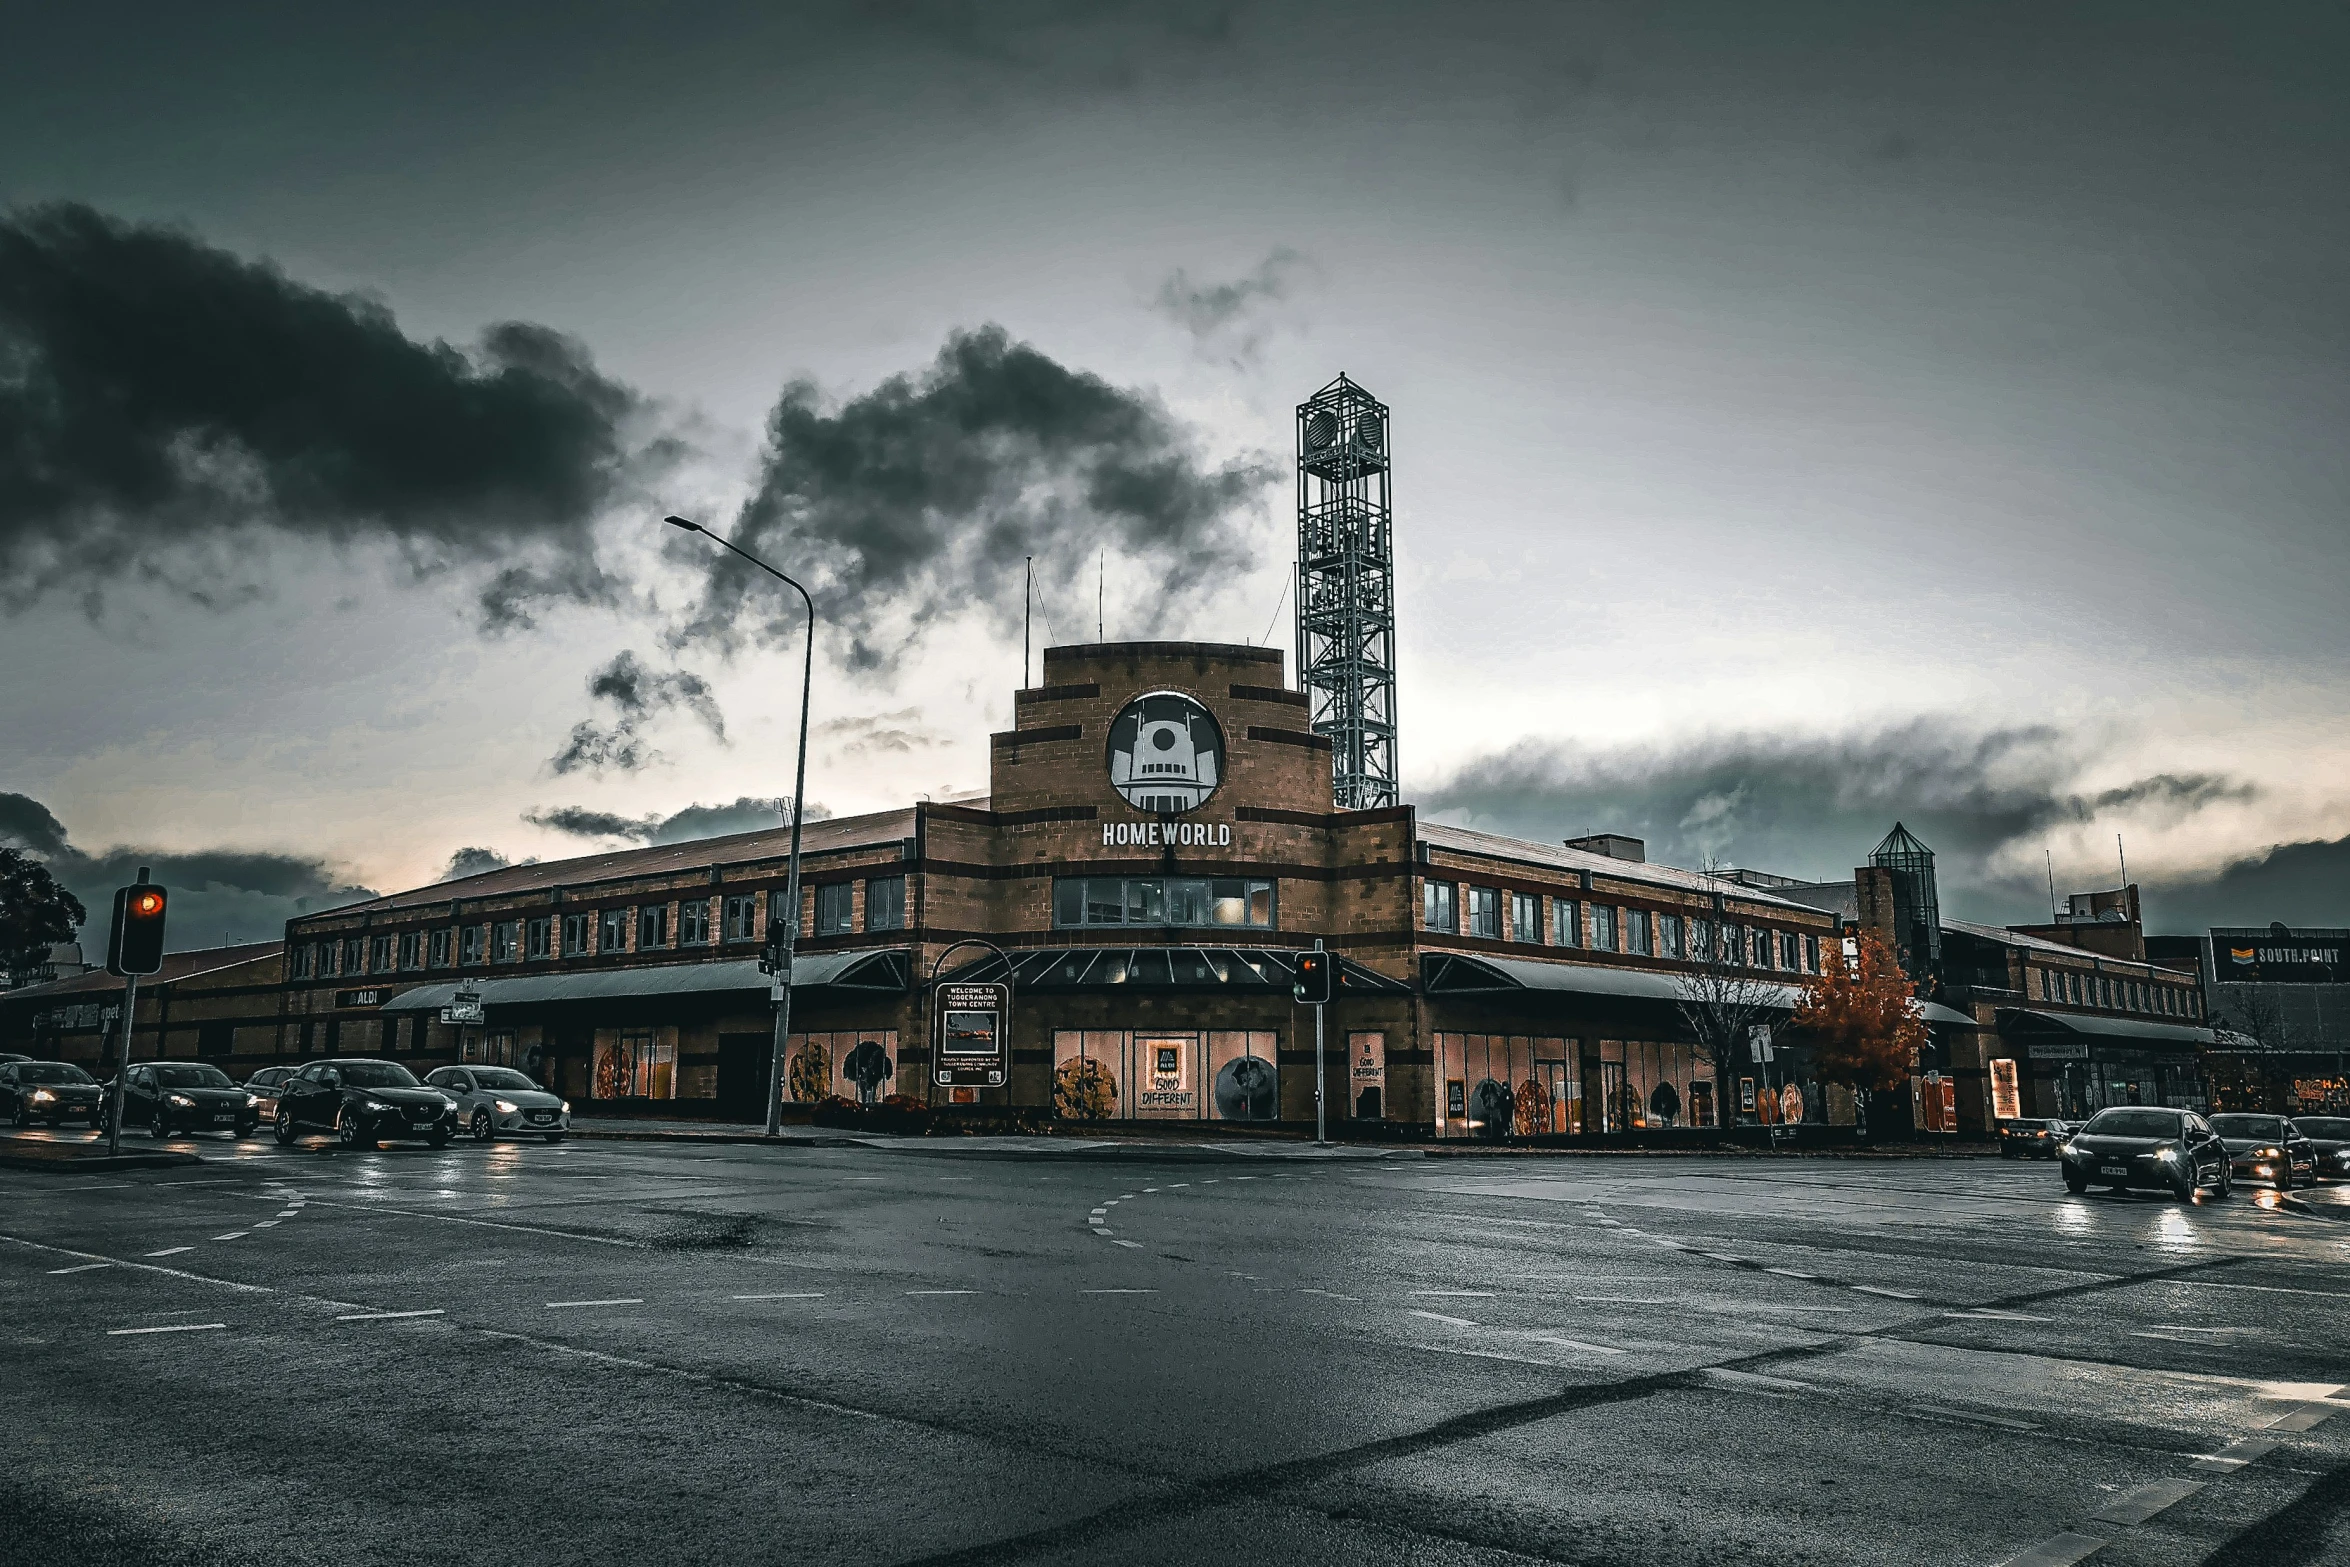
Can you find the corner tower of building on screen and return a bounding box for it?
[1295,374,1398,810]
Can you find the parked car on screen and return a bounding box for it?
[0,1052,31,1064]
[2057,1106,2231,1200]
[421,1065,570,1143]
[107,1061,259,1139]
[273,1058,456,1149]
[2293,1116,2350,1182]
[2208,1113,2318,1189]
[3,1060,106,1127]
[1997,1117,2074,1159]
[242,1065,299,1122]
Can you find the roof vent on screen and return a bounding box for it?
[1565,833,1645,863]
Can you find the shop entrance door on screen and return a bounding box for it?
[1597,1061,1626,1133]
[1535,1059,1575,1134]
[715,1034,770,1122]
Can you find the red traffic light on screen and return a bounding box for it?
[1292,951,1332,1005]
[129,889,165,918]
[107,880,169,977]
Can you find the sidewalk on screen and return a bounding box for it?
[567,1117,1409,1159]
[0,1132,202,1173]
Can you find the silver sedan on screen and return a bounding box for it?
[423,1065,570,1143]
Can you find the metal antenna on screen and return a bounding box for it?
[1023,555,1032,688]
[2046,850,2058,921]
[1097,550,1104,642]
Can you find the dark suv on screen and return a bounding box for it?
[4,1060,106,1128]
[274,1058,457,1149]
[110,1061,259,1139]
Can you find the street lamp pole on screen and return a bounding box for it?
[665,516,813,1139]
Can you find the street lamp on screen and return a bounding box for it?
[665,514,813,1139]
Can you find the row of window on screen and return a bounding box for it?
[2036,967,2201,1018]
[1051,877,1279,930]
[1423,881,1819,973]
[290,876,910,979]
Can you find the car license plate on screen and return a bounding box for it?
[2100,1164,2127,1177]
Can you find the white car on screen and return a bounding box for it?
[423,1065,570,1143]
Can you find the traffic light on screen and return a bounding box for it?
[1292,950,1332,1005]
[106,880,168,977]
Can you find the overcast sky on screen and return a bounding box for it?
[3,1,2345,946]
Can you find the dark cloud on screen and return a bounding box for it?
[861,0,1241,93]
[1153,249,1307,366]
[549,651,726,775]
[0,791,376,951]
[817,708,942,756]
[0,203,665,626]
[524,795,830,847]
[438,846,515,881]
[688,325,1273,672]
[2142,836,2350,934]
[1419,722,2259,912]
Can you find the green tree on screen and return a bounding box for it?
[1,848,87,981]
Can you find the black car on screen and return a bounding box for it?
[2295,1116,2350,1182]
[273,1058,457,1149]
[242,1065,299,1122]
[1997,1117,2074,1159]
[109,1061,259,1139]
[2058,1106,2231,1200]
[3,1060,106,1127]
[2208,1113,2318,1189]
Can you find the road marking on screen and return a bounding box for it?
[277,1209,300,1217]
[546,1298,644,1309]
[253,1220,279,1228]
[733,1293,825,1301]
[2092,1476,2203,1526]
[1111,1239,1142,1249]
[1574,1296,1666,1304]
[1944,1309,2051,1322]
[906,1289,977,1296]
[1142,1187,1159,1193]
[144,1247,192,1258]
[1408,1310,1476,1327]
[1089,1209,1108,1217]
[1119,1193,1135,1199]
[1910,1404,2039,1432]
[1083,1289,1157,1295]
[1299,1288,1357,1301]
[335,1309,446,1322]
[107,1323,226,1336]
[2192,1437,2278,1473]
[48,1262,111,1274]
[1763,1268,1817,1280]
[1849,1285,1917,1299]
[1701,1367,1815,1392]
[1170,1183,1189,1188]
[1413,1342,1571,1369]
[212,1232,249,1241]
[1992,1532,2107,1567]
[1527,1334,1625,1356]
[2265,1402,2340,1432]
[1407,1290,1495,1298]
[1699,1252,1748,1264]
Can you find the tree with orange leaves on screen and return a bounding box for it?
[1789,928,1926,1092]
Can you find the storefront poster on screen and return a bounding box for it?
[1989,1058,2021,1120]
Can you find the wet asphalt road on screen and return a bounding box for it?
[4,1129,2349,1567]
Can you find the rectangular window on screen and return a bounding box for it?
[599,908,628,953]
[1591,905,1618,952]
[1423,881,1458,934]
[1625,908,1651,955]
[562,913,592,956]
[1047,877,1275,929]
[1751,929,1773,969]
[866,875,907,932]
[723,895,758,942]
[1511,891,1539,944]
[814,882,853,936]
[492,920,520,963]
[1721,923,1744,966]
[768,889,798,940]
[639,905,669,950]
[1781,931,1800,970]
[1659,913,1683,960]
[368,935,394,973]
[398,932,421,970]
[288,943,310,979]
[526,918,550,960]
[593,1029,677,1100]
[1466,886,1501,940]
[678,899,711,946]
[429,929,451,968]
[343,937,365,976]
[1804,934,1819,973]
[459,925,485,966]
[1553,898,1581,947]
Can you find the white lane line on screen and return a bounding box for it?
[1701,1367,1816,1392]
[906,1290,977,1296]
[2091,1476,2203,1526]
[1083,1289,1158,1295]
[2266,1402,2340,1432]
[546,1298,644,1309]
[1407,1290,1496,1298]
[1699,1252,1748,1264]
[1111,1239,1143,1249]
[335,1309,446,1322]
[1119,1193,1135,1199]
[1299,1288,1357,1301]
[1527,1334,1625,1356]
[1408,1310,1477,1328]
[295,1198,644,1249]
[1849,1285,1917,1299]
[276,1209,300,1217]
[253,1221,279,1229]
[1911,1404,2039,1432]
[2193,1437,2278,1473]
[211,1232,249,1241]
[1089,1209,1108,1217]
[108,1323,226,1336]
[1991,1532,2107,1567]
[733,1293,825,1301]
[1142,1187,1159,1193]
[1944,1309,2051,1322]
[1763,1268,1817,1280]
[1413,1342,1570,1370]
[48,1262,111,1274]
[1574,1296,1667,1305]
[144,1247,193,1257]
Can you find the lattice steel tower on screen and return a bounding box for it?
[1295,374,1397,809]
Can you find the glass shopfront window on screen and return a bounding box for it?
[1050,1029,1280,1122]
[593,1029,676,1099]
[1052,876,1276,930]
[1432,1033,1577,1137]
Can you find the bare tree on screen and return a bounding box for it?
[1675,889,1786,1126]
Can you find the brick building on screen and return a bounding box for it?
[254,641,1854,1137]
[0,943,285,1069]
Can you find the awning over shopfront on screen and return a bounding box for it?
[1421,953,1976,1026]
[379,949,911,1012]
[946,946,1410,995]
[1994,1008,2214,1049]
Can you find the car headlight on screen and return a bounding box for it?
[2155,1147,2179,1162]
[167,1093,195,1108]
[362,1099,390,1112]
[30,1089,54,1102]
[2059,1140,2081,1157]
[494,1100,518,1115]
[2255,1146,2282,1160]
[559,1100,571,1114]
[243,1093,258,1107]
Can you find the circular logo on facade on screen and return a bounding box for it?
[1107,691,1225,814]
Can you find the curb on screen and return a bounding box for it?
[0,1147,203,1173]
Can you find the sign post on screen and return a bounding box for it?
[102,869,167,1156]
[1293,940,1332,1145]
[933,980,1010,1091]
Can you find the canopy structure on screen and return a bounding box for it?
[379,950,910,1012]
[1421,953,1977,1026]
[1995,1008,2215,1050]
[943,946,1409,995]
